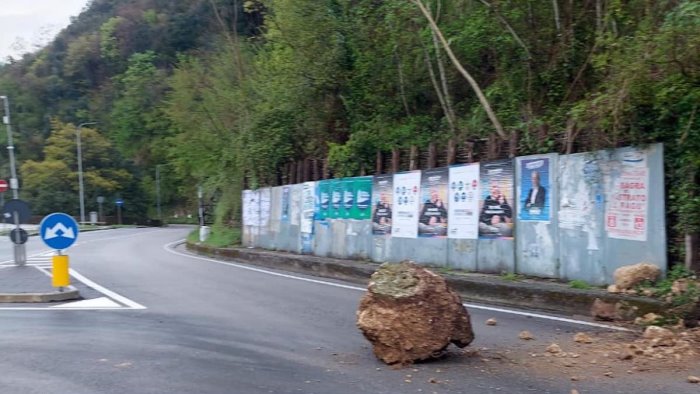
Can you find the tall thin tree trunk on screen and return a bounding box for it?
[422,44,456,133]
[552,0,561,32]
[395,48,412,117]
[447,138,456,165]
[428,142,437,168]
[376,150,383,175]
[409,146,418,171]
[391,148,400,173]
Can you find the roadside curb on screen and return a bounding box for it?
[185,242,666,318]
[0,289,81,303]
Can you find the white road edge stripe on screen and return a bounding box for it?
[164,239,631,332]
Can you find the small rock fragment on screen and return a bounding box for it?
[607,284,620,293]
[429,378,438,384]
[688,376,700,384]
[519,331,534,340]
[485,318,497,326]
[570,376,580,381]
[604,372,614,378]
[546,343,562,354]
[672,279,690,295]
[590,298,618,321]
[573,332,593,344]
[635,313,661,325]
[571,390,580,394]
[643,326,675,340]
[619,351,634,361]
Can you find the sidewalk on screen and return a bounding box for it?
[0,265,80,303]
[186,242,666,320]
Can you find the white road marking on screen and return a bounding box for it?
[165,240,631,332]
[51,297,121,309]
[68,269,146,310]
[0,268,145,311]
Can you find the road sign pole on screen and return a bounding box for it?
[12,211,25,266]
[52,252,69,290]
[39,213,79,289]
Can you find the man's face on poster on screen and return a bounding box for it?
[490,184,501,199]
[531,171,541,188]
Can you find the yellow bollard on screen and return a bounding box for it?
[52,255,70,288]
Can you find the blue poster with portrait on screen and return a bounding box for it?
[519,157,551,222]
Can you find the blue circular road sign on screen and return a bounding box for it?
[39,213,80,250]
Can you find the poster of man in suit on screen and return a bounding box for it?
[519,157,551,222]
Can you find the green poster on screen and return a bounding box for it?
[352,176,373,219]
[317,180,331,220]
[330,179,342,219]
[342,178,355,219]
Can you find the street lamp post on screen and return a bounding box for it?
[0,95,26,265]
[0,96,18,200]
[156,165,162,221]
[76,122,97,224]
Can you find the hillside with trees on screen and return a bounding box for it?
[0,0,697,264]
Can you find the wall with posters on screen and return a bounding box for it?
[557,144,665,285]
[241,144,666,285]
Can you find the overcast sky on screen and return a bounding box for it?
[0,0,91,61]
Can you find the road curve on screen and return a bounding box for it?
[0,226,692,394]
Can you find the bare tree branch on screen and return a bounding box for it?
[478,0,532,60]
[413,0,507,140]
[394,47,412,117]
[552,0,561,32]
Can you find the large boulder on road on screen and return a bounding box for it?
[356,261,474,365]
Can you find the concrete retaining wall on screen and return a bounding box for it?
[243,144,666,285]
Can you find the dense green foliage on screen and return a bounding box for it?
[0,0,698,259]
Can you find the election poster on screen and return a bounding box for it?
[289,185,301,225]
[352,176,373,220]
[259,188,271,228]
[301,181,316,234]
[281,186,290,222]
[418,168,449,237]
[342,178,355,219]
[605,152,648,241]
[371,174,393,235]
[448,163,480,239]
[391,171,421,238]
[519,157,551,222]
[329,179,343,219]
[479,160,515,240]
[317,180,331,220]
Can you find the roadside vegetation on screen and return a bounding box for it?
[0,0,697,264]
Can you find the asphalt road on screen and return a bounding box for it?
[0,226,695,393]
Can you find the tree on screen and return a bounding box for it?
[20,120,132,215]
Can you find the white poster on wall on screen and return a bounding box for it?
[259,188,271,228]
[605,152,648,241]
[242,190,260,226]
[290,185,301,226]
[391,171,421,238]
[448,163,480,239]
[301,181,316,234]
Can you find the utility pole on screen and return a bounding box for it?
[76,122,97,224]
[0,95,26,266]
